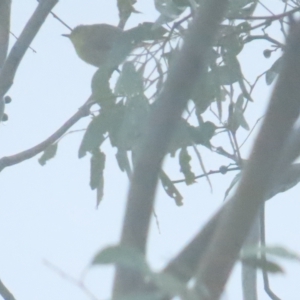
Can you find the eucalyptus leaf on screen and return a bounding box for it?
[179,147,196,185]
[159,170,183,206]
[38,143,58,166]
[92,245,150,274]
[90,150,105,193]
[265,56,283,85]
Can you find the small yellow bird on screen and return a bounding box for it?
[63,23,166,68]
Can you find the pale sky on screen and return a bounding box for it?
[0,1,299,300]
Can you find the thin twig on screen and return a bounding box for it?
[0,100,92,172]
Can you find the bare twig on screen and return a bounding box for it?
[0,101,92,172]
[43,260,99,300]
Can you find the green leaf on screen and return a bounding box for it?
[188,121,216,148]
[179,147,195,185]
[150,272,189,299]
[159,170,183,206]
[38,143,58,166]
[227,0,258,18]
[92,245,150,274]
[115,149,131,176]
[241,257,284,274]
[127,22,167,42]
[228,94,249,132]
[219,30,243,56]
[213,65,240,85]
[91,68,115,106]
[242,245,300,261]
[78,114,107,158]
[265,56,283,85]
[117,0,138,28]
[223,172,241,200]
[115,62,144,97]
[113,95,149,150]
[90,150,105,198]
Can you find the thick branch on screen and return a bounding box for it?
[113,0,229,297]
[0,0,58,98]
[194,20,300,299]
[0,279,16,300]
[0,0,11,69]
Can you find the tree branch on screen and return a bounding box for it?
[0,0,11,69]
[113,0,229,297]
[0,101,91,172]
[0,279,16,300]
[0,0,58,99]
[193,19,300,299]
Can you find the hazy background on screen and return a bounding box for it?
[0,1,299,299]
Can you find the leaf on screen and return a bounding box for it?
[92,245,150,274]
[159,170,183,206]
[113,95,149,151]
[265,56,283,85]
[241,257,284,274]
[90,150,105,202]
[227,0,258,18]
[115,149,131,176]
[115,62,144,97]
[213,65,240,85]
[179,147,195,185]
[228,94,249,132]
[38,143,58,166]
[188,121,217,148]
[78,114,107,158]
[127,22,167,42]
[223,172,241,200]
[242,245,300,261]
[117,0,138,28]
[150,272,188,299]
[91,68,115,106]
[219,31,243,56]
[154,0,187,25]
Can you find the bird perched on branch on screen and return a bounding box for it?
[62,22,166,68]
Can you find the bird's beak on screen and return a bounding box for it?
[62,33,70,38]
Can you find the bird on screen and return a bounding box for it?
[62,23,166,68]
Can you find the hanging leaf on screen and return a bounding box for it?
[90,149,105,194]
[159,170,183,206]
[38,143,58,166]
[265,56,283,85]
[115,62,144,97]
[242,245,300,262]
[240,257,284,274]
[188,121,217,148]
[113,95,149,151]
[91,68,115,106]
[228,94,249,133]
[78,114,107,158]
[179,147,195,185]
[91,245,150,274]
